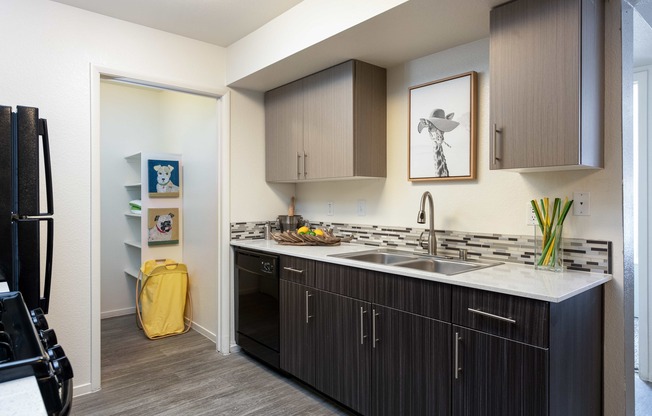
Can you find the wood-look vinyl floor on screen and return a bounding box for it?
[72,315,351,416]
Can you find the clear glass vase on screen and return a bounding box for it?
[535,224,563,272]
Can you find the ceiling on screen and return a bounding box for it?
[49,0,303,47]
[50,0,652,88]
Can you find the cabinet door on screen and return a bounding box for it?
[315,290,371,415]
[279,280,315,385]
[489,0,581,169]
[372,305,451,416]
[452,326,548,416]
[265,80,303,181]
[303,61,354,179]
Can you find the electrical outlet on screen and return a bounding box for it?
[327,202,334,216]
[357,199,366,216]
[573,192,590,216]
[526,203,538,226]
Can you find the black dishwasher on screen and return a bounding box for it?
[235,248,280,369]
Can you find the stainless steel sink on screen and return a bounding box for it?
[329,249,418,264]
[329,248,502,276]
[393,258,486,276]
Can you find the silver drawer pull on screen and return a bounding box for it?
[372,310,379,348]
[454,332,462,380]
[305,291,313,324]
[467,307,516,324]
[492,123,501,164]
[283,267,304,274]
[360,307,367,345]
[297,152,302,178]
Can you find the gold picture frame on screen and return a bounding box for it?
[408,71,477,181]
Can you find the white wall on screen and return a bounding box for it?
[100,81,167,318]
[229,88,296,222]
[0,0,227,395]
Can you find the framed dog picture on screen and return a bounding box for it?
[148,159,180,198]
[147,208,180,246]
[408,71,477,181]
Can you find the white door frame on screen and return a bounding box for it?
[636,68,651,381]
[90,65,231,392]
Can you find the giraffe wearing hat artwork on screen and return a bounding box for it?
[417,108,460,177]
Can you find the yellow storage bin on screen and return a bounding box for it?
[136,259,192,339]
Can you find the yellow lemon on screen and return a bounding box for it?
[297,226,310,234]
[314,229,324,236]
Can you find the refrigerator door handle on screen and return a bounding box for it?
[10,215,54,313]
[40,216,53,313]
[12,118,54,219]
[37,118,54,217]
[10,118,54,312]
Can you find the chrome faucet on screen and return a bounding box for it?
[417,191,437,255]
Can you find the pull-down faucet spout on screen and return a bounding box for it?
[417,191,437,255]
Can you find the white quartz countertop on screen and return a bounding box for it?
[231,240,612,303]
[0,376,47,415]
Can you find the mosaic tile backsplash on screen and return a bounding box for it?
[230,220,612,274]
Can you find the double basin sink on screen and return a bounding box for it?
[329,248,502,276]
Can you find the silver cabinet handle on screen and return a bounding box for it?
[305,291,313,324]
[372,309,379,348]
[492,123,501,165]
[297,152,302,179]
[303,152,307,179]
[467,307,516,324]
[360,307,367,345]
[283,267,304,274]
[455,332,462,379]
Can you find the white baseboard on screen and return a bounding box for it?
[101,306,136,319]
[186,318,216,343]
[72,382,94,398]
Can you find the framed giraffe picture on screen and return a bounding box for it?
[408,71,477,181]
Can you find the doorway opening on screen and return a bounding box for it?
[91,68,230,392]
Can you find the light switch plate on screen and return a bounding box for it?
[357,199,366,216]
[327,202,334,216]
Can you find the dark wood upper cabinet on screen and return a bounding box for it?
[265,60,387,182]
[489,0,603,171]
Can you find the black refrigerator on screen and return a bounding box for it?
[0,105,54,313]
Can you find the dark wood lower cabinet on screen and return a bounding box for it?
[280,280,315,385]
[452,326,548,416]
[275,254,603,416]
[315,291,371,415]
[372,305,451,416]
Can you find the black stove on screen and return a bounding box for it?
[0,291,73,415]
